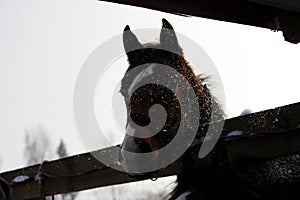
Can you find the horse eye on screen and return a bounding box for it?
[130,113,150,126]
[135,138,144,144]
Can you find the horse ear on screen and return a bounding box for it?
[160,18,180,54]
[123,25,143,62]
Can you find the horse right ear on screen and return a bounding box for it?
[123,25,143,62]
[160,18,180,55]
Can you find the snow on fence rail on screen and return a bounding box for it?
[1,102,300,199]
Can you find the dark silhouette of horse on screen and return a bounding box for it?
[118,19,300,200]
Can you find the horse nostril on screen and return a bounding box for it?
[132,138,152,153]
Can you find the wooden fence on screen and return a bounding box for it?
[1,102,300,199]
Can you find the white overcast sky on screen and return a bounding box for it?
[0,0,300,173]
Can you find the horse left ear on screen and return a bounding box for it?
[123,25,143,62]
[160,18,180,54]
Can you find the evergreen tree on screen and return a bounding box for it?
[57,140,67,158]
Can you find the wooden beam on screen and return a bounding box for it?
[1,149,181,199]
[222,102,300,135]
[98,0,300,43]
[224,128,300,166]
[0,102,299,199]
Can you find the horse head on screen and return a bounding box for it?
[118,19,219,177]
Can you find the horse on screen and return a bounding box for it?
[117,19,300,200]
[118,18,227,199]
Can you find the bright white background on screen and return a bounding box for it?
[0,0,300,198]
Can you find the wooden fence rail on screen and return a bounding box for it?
[1,102,300,199]
[99,0,300,43]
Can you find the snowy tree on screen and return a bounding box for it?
[57,139,67,158]
[24,126,50,165]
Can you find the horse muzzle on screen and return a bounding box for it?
[118,133,162,178]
